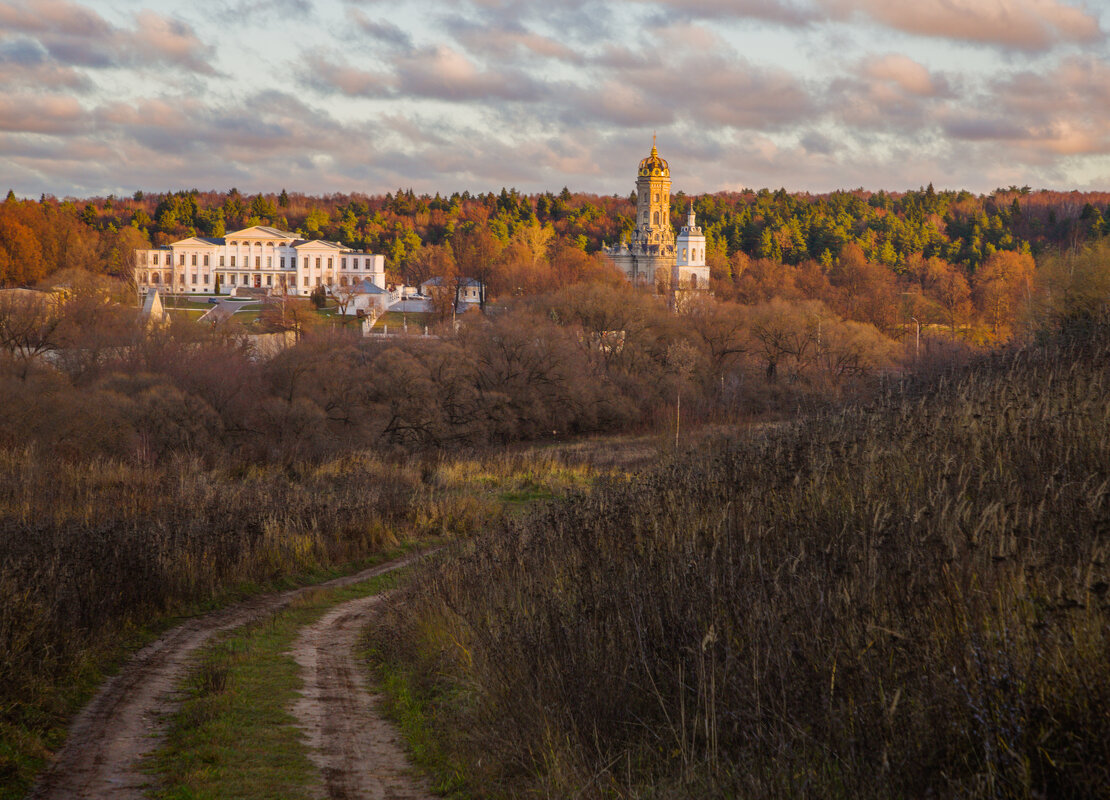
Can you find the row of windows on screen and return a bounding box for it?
[147,252,373,270]
[138,271,332,288]
[681,247,705,261]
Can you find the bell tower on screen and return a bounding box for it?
[674,202,709,290]
[603,137,679,287]
[632,136,675,258]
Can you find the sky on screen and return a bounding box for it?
[1,0,1109,199]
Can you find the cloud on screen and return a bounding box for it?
[640,0,819,25]
[394,45,547,102]
[574,49,817,130]
[450,19,584,64]
[299,54,394,97]
[823,0,1104,51]
[346,8,414,50]
[0,0,216,73]
[861,54,944,97]
[0,94,85,134]
[0,37,94,91]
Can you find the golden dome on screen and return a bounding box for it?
[638,141,669,178]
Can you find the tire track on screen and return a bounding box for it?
[291,593,433,800]
[29,552,426,800]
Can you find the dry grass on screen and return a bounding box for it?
[373,320,1110,799]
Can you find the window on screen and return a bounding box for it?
[203,273,209,284]
[280,257,285,268]
[340,276,347,286]
[153,254,160,265]
[191,274,197,284]
[179,254,185,266]
[230,274,237,285]
[152,273,160,284]
[341,258,346,269]
[315,276,321,286]
[164,272,171,284]
[303,257,308,268]
[682,248,688,259]
[231,256,236,267]
[141,271,148,283]
[220,255,225,266]
[653,193,659,202]
[266,256,272,267]
[327,258,332,268]
[255,242,261,247]
[266,275,272,286]
[352,258,359,269]
[291,275,297,287]
[191,254,197,266]
[653,211,660,226]
[315,258,321,268]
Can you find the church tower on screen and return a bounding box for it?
[673,202,709,290]
[605,138,677,286]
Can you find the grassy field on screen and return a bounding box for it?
[0,437,647,798]
[371,321,1110,799]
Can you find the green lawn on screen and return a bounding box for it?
[371,311,434,331]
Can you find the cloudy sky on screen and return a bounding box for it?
[1,0,1108,198]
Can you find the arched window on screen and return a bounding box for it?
[151,273,159,284]
[653,211,660,226]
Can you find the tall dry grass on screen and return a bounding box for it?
[0,451,436,794]
[374,321,1110,798]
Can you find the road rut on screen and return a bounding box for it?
[29,552,425,800]
[292,593,433,800]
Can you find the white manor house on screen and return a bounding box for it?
[134,225,387,297]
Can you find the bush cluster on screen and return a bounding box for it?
[375,320,1110,798]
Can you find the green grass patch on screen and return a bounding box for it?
[145,566,408,799]
[365,647,472,799]
[371,311,434,331]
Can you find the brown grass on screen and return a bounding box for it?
[372,320,1110,799]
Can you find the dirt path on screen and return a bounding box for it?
[28,552,426,800]
[291,592,433,800]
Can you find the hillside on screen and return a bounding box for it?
[372,318,1110,798]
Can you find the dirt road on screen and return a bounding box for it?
[28,552,425,800]
[292,594,433,800]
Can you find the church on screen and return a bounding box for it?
[604,140,709,292]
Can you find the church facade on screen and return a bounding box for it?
[605,141,709,291]
[133,226,387,297]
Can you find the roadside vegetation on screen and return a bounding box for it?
[370,315,1110,799]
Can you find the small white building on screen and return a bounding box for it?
[420,277,484,310]
[336,279,398,317]
[133,225,387,298]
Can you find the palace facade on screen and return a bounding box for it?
[605,141,709,291]
[134,226,387,297]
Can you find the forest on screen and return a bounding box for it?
[2,184,1109,343]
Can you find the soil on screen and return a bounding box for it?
[292,594,434,800]
[28,552,426,800]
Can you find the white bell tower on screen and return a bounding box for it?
[673,202,709,290]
